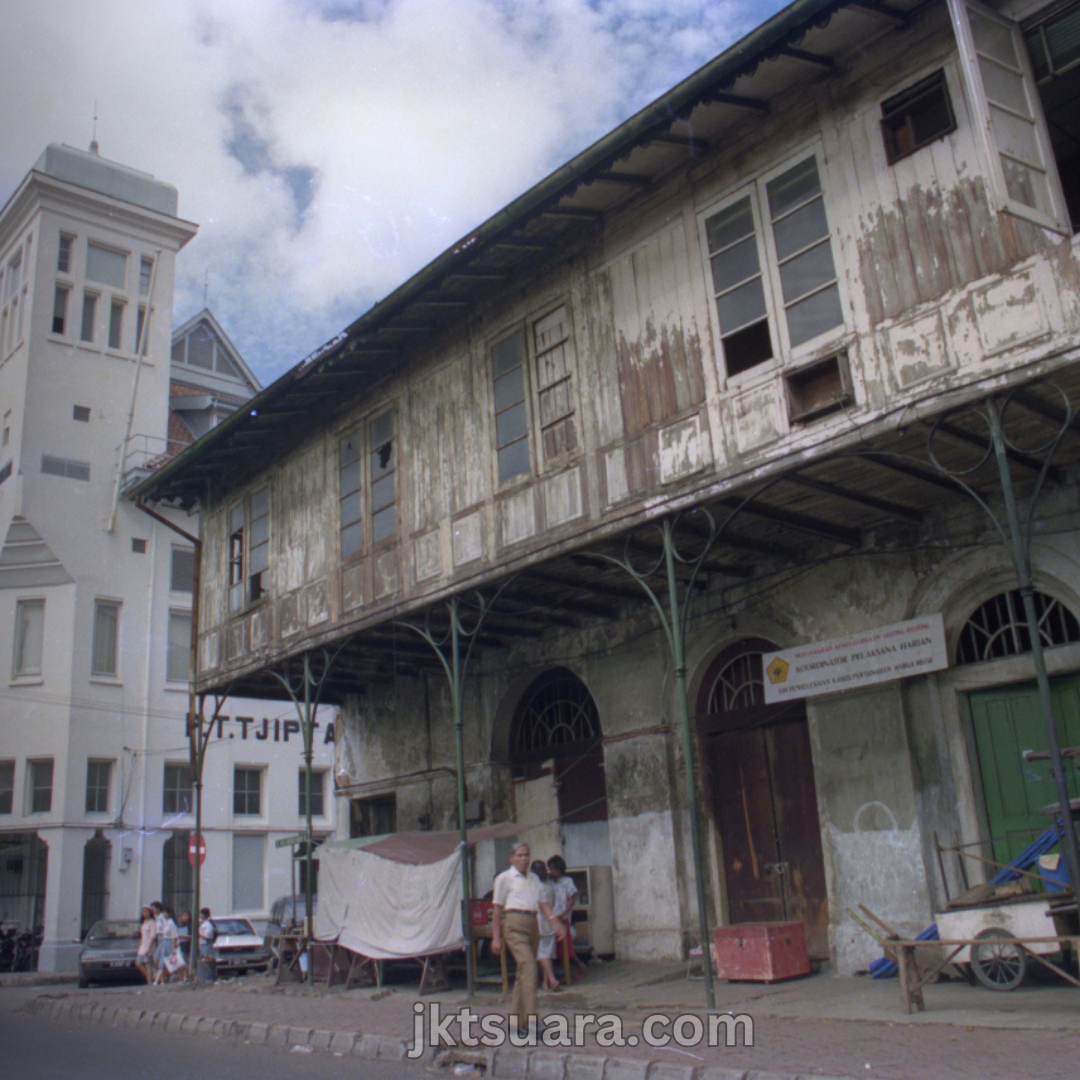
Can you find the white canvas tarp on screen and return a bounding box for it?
[314,843,464,959]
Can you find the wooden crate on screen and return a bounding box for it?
[713,922,809,982]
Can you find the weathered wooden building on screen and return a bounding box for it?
[137,0,1080,973]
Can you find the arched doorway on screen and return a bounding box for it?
[162,831,194,916]
[960,589,1080,870]
[80,831,111,938]
[508,668,609,867]
[0,833,47,939]
[697,639,829,959]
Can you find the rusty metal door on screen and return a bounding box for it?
[699,641,829,959]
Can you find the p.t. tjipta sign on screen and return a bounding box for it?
[762,614,948,704]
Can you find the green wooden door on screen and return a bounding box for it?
[969,675,1080,871]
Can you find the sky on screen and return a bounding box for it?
[1,0,788,387]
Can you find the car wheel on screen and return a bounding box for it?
[78,976,90,989]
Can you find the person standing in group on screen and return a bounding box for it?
[153,905,181,984]
[547,855,587,979]
[135,906,157,985]
[491,843,565,1039]
[176,911,193,974]
[198,907,217,962]
[531,861,561,993]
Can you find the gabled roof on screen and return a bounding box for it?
[171,308,262,394]
[133,0,928,508]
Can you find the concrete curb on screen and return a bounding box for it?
[21,996,863,1080]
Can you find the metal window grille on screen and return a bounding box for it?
[956,589,1080,665]
[706,651,765,713]
[512,670,600,756]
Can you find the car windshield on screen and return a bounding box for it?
[212,919,255,936]
[86,920,141,942]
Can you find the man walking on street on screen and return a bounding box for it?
[492,842,565,1040]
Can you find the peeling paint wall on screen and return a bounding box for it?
[189,3,1080,969]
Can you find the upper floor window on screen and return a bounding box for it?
[57,234,73,274]
[92,599,120,677]
[951,0,1072,234]
[298,769,327,818]
[167,610,192,684]
[881,70,956,163]
[85,760,111,814]
[489,303,579,483]
[0,760,12,814]
[139,257,153,295]
[28,758,53,813]
[86,243,126,289]
[171,546,195,593]
[369,410,396,545]
[163,762,192,815]
[338,409,396,559]
[492,330,530,482]
[229,487,270,613]
[233,767,262,816]
[703,153,844,380]
[52,285,69,335]
[13,598,44,679]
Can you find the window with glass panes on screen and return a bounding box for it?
[163,763,192,814]
[28,759,53,813]
[13,598,44,678]
[369,410,396,544]
[85,760,111,813]
[491,331,530,482]
[92,600,120,677]
[234,767,262,815]
[228,488,270,613]
[167,611,191,683]
[704,154,843,379]
[0,761,13,814]
[298,769,326,818]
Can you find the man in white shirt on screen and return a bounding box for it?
[492,842,565,1039]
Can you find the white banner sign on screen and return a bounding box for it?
[762,614,948,703]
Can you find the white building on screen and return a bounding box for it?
[0,144,335,971]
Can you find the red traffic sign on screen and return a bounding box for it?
[187,833,207,868]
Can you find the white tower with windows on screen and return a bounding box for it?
[0,145,335,972]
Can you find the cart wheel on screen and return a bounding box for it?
[970,928,1027,991]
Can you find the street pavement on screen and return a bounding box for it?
[5,959,1080,1080]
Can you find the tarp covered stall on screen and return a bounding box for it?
[313,824,521,960]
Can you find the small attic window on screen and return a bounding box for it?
[881,70,956,164]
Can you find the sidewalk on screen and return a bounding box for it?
[14,959,1080,1080]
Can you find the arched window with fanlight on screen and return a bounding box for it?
[955,589,1080,666]
[509,668,607,825]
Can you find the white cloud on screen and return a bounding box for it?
[0,0,785,384]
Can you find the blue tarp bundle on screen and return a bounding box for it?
[869,824,1065,978]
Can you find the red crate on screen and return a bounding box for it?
[712,922,809,982]
[470,900,494,929]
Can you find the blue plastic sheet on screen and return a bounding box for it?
[869,824,1065,978]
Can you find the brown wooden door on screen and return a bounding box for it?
[699,641,829,960]
[707,720,829,958]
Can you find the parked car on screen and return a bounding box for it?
[78,919,143,988]
[210,916,271,975]
[264,894,315,968]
